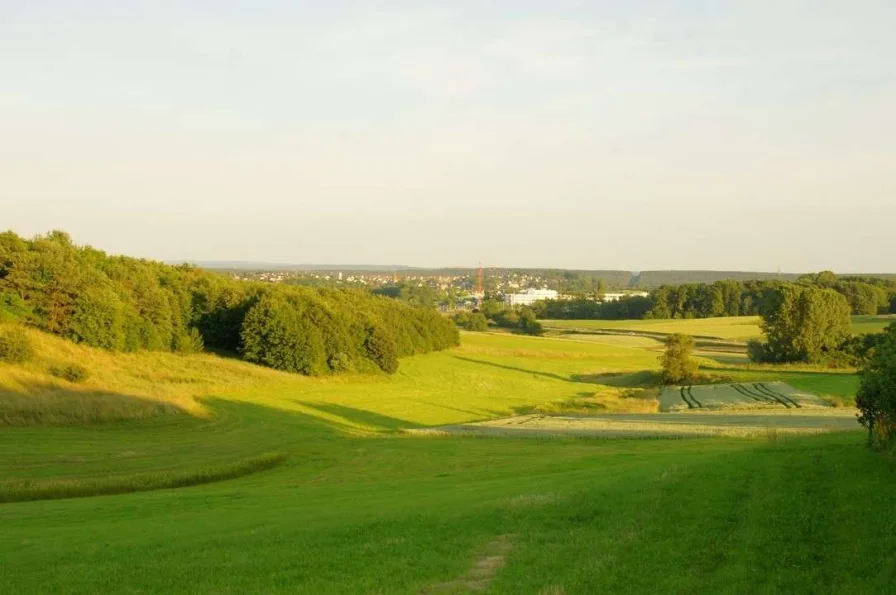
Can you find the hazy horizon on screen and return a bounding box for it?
[4,1,895,271]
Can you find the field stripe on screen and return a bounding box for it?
[679,387,695,409]
[685,386,702,408]
[754,383,800,409]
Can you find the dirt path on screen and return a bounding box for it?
[422,535,514,593]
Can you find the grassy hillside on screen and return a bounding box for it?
[1,327,890,593]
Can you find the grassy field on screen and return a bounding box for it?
[1,327,893,593]
[544,314,894,341]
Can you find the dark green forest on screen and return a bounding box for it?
[0,231,458,375]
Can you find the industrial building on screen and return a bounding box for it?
[503,288,559,307]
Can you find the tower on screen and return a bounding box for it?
[476,262,484,308]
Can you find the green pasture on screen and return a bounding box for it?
[1,328,892,593]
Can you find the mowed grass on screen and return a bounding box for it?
[1,419,893,593]
[1,327,890,593]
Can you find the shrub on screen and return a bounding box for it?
[49,363,90,383]
[0,326,34,364]
[467,313,488,332]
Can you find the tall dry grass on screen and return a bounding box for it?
[0,325,288,426]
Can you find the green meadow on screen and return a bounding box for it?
[543,314,894,341]
[1,327,893,594]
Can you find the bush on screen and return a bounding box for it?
[0,326,34,363]
[467,313,489,332]
[49,363,90,383]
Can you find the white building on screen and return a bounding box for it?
[504,288,559,307]
[601,291,649,302]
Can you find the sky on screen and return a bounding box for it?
[2,1,895,272]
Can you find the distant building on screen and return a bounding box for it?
[504,288,559,307]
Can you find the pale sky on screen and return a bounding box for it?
[2,1,895,272]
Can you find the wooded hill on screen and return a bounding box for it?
[0,231,458,375]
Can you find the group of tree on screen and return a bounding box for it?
[532,295,653,320]
[648,274,894,320]
[0,231,458,375]
[453,300,543,336]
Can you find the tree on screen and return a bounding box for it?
[660,334,698,385]
[240,295,327,375]
[753,286,852,363]
[67,284,124,349]
[856,323,896,448]
[364,323,399,374]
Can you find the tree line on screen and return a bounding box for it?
[535,273,896,322]
[0,231,458,375]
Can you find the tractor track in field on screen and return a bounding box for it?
[746,383,791,409]
[679,386,695,409]
[754,383,800,409]
[685,386,702,408]
[734,383,791,409]
[731,383,774,405]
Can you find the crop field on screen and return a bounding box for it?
[851,314,896,335]
[1,327,893,593]
[659,382,831,412]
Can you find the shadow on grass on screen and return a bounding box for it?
[296,401,418,432]
[570,371,661,388]
[451,356,572,383]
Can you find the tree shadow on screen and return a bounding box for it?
[295,401,418,432]
[451,356,571,382]
[570,370,661,388]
